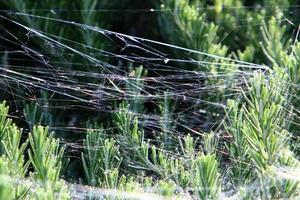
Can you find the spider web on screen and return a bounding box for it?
[0,4,299,199]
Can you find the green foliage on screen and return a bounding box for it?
[158,92,176,150]
[242,72,287,171]
[23,92,54,131]
[28,125,70,199]
[159,0,228,61]
[193,154,221,200]
[114,103,192,190]
[156,180,177,197]
[0,174,14,200]
[225,99,254,187]
[0,101,70,199]
[158,0,239,131]
[2,124,29,177]
[113,102,162,175]
[29,126,64,183]
[125,65,148,113]
[0,101,12,154]
[113,103,223,196]
[202,131,218,155]
[261,16,291,66]
[81,126,123,188]
[0,158,31,200]
[1,0,300,199]
[226,71,300,198]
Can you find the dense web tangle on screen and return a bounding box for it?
[0,3,300,199]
